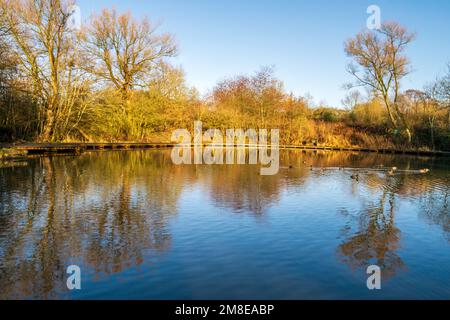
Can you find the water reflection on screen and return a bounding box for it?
[338,189,405,279]
[339,162,450,280]
[0,149,449,299]
[419,183,450,241]
[0,152,180,299]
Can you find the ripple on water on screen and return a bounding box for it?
[0,150,449,299]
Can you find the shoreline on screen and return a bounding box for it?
[1,142,450,158]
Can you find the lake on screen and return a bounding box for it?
[0,149,449,299]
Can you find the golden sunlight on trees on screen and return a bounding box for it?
[82,8,177,103]
[422,66,450,150]
[77,8,180,141]
[0,0,89,141]
[345,22,415,143]
[212,67,285,129]
[0,0,449,151]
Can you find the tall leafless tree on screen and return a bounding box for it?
[342,90,362,109]
[0,0,83,141]
[345,22,416,142]
[82,9,177,104]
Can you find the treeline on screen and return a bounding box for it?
[0,0,196,142]
[0,0,449,150]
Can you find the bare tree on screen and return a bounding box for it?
[404,89,426,116]
[342,90,362,109]
[251,66,283,128]
[0,10,19,140]
[436,64,450,120]
[0,0,83,141]
[0,9,13,84]
[345,22,416,142]
[424,65,450,149]
[82,9,177,103]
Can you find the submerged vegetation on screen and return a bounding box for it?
[0,0,449,150]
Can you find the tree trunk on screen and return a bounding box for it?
[392,102,412,144]
[404,127,412,144]
[41,106,56,142]
[429,117,436,151]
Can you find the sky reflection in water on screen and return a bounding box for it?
[0,149,449,299]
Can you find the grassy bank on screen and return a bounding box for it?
[58,120,447,153]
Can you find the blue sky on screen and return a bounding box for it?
[77,0,450,107]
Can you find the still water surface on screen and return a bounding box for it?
[0,149,449,299]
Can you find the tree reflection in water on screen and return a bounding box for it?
[0,149,449,298]
[0,151,182,299]
[419,181,450,241]
[338,166,450,280]
[338,188,405,279]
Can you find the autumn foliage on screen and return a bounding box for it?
[0,1,449,150]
